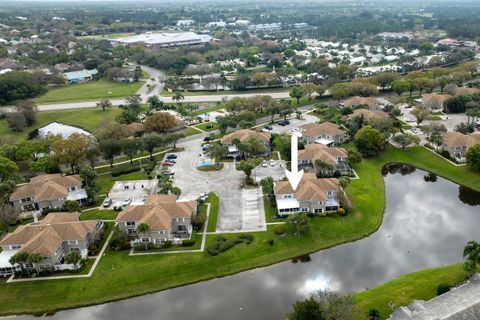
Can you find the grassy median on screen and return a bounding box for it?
[0,146,478,316]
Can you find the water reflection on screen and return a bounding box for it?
[291,254,312,264]
[7,169,480,320]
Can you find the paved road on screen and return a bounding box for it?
[33,90,292,112]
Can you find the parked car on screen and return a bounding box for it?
[122,197,132,207]
[162,161,174,166]
[102,198,112,208]
[166,154,177,159]
[288,128,299,134]
[169,169,175,176]
[411,127,419,133]
[199,192,207,201]
[262,160,268,167]
[270,160,276,166]
[278,120,290,126]
[202,144,211,152]
[264,125,273,130]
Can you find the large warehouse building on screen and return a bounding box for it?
[112,32,212,48]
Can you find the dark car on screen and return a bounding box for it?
[278,120,290,126]
[264,125,273,130]
[166,154,177,159]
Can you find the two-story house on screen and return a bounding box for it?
[9,174,87,214]
[116,194,197,245]
[442,131,480,160]
[220,129,271,158]
[274,173,340,216]
[298,144,351,175]
[0,212,103,276]
[299,122,347,146]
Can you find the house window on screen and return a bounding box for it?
[127,228,136,234]
[126,221,135,226]
[178,225,186,232]
[70,186,77,191]
[141,237,150,242]
[20,197,32,203]
[301,208,309,212]
[10,244,21,250]
[22,204,35,211]
[283,194,293,199]
[314,208,323,213]
[67,240,78,245]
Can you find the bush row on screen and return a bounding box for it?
[111,164,141,177]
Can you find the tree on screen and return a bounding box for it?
[245,137,266,157]
[80,166,99,205]
[455,122,474,134]
[411,106,431,127]
[121,138,140,164]
[144,112,178,133]
[136,223,151,250]
[165,132,185,149]
[9,252,30,276]
[463,240,480,275]
[99,139,122,168]
[329,83,350,101]
[302,84,318,101]
[6,112,27,132]
[0,71,46,105]
[466,144,480,172]
[346,149,362,167]
[16,100,38,126]
[172,92,184,103]
[27,252,43,273]
[290,86,306,104]
[16,139,49,161]
[96,98,113,111]
[0,204,16,232]
[416,78,433,96]
[205,143,227,169]
[392,80,410,96]
[142,133,165,161]
[374,72,399,89]
[65,250,82,270]
[29,155,60,174]
[354,126,386,157]
[287,297,325,320]
[444,95,471,113]
[0,180,16,206]
[368,308,380,320]
[0,156,18,181]
[338,177,350,194]
[286,213,310,236]
[147,95,163,110]
[430,131,444,150]
[237,159,256,184]
[392,133,421,149]
[62,200,81,212]
[51,133,89,173]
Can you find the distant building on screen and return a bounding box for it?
[293,23,309,29]
[63,69,98,84]
[220,129,271,158]
[248,23,281,32]
[205,21,227,29]
[442,132,480,160]
[349,108,390,121]
[235,20,250,27]
[176,19,195,27]
[298,144,351,175]
[299,122,347,146]
[112,32,212,48]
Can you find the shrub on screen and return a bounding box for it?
[238,233,254,244]
[182,239,196,247]
[439,149,451,160]
[193,212,206,231]
[273,225,288,235]
[267,239,274,246]
[163,240,173,248]
[437,283,451,296]
[88,244,98,256]
[143,161,156,174]
[337,208,346,216]
[111,164,141,177]
[109,227,130,251]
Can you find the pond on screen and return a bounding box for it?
[7,165,480,320]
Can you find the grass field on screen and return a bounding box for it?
[0,108,122,144]
[80,210,118,221]
[0,146,478,316]
[354,264,470,319]
[34,79,145,105]
[206,192,219,232]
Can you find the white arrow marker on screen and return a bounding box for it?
[285,131,304,191]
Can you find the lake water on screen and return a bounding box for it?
[7,165,480,320]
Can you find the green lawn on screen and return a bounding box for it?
[34,79,145,104]
[354,264,470,319]
[80,210,118,221]
[0,108,122,144]
[0,146,478,316]
[206,192,219,232]
[194,122,220,131]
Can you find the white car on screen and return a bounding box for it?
[262,160,268,167]
[169,169,175,175]
[411,128,419,133]
[405,119,415,123]
[288,128,299,134]
[199,192,207,201]
[122,197,132,207]
[270,160,276,166]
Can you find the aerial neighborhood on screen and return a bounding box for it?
[0,1,480,320]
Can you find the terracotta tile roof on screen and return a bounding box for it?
[40,212,81,224]
[274,173,339,202]
[10,174,82,202]
[116,195,197,232]
[298,144,347,165]
[351,108,389,120]
[0,213,98,256]
[300,122,345,138]
[443,132,480,148]
[144,194,177,204]
[343,96,379,107]
[221,129,270,144]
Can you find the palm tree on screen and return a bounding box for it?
[27,252,43,274]
[9,252,30,277]
[172,92,184,104]
[338,176,350,195]
[136,223,151,250]
[463,240,480,275]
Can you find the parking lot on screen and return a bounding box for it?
[268,113,319,135]
[103,179,158,209]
